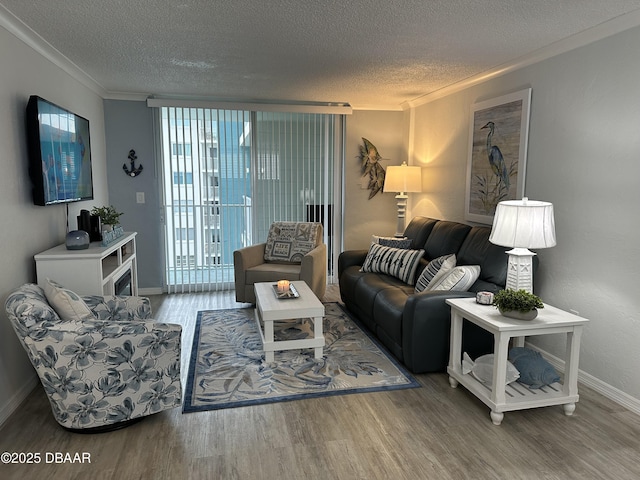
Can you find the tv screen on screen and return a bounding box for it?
[26,96,94,206]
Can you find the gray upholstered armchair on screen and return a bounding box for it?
[233,221,327,303]
[5,282,182,432]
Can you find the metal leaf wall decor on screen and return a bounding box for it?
[358,138,385,199]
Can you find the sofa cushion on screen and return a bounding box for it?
[423,221,471,259]
[457,226,509,288]
[403,216,438,250]
[353,272,410,318]
[428,265,481,291]
[264,222,322,263]
[43,278,95,322]
[415,254,456,293]
[360,243,424,285]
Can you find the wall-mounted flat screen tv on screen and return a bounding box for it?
[26,95,94,206]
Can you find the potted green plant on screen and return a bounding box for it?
[91,205,123,231]
[493,289,544,320]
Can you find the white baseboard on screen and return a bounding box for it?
[0,374,38,427]
[527,343,640,417]
[138,287,164,296]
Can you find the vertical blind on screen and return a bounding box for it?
[156,106,343,293]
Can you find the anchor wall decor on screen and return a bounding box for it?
[123,149,143,177]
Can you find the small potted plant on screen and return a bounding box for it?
[91,205,123,231]
[493,289,544,321]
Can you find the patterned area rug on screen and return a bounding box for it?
[183,303,419,412]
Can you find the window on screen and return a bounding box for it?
[172,143,192,156]
[175,227,196,241]
[157,106,343,293]
[173,199,194,212]
[173,172,193,185]
[175,255,195,268]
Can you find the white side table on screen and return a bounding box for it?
[446,298,589,425]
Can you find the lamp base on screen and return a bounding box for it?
[505,248,536,293]
[394,193,408,237]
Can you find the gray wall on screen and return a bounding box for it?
[343,109,409,250]
[104,100,163,292]
[409,25,640,404]
[0,25,109,423]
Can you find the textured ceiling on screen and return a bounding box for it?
[3,0,640,109]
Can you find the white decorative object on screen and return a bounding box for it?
[476,291,494,305]
[101,225,125,246]
[489,197,556,293]
[383,161,422,237]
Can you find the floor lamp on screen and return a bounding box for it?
[383,162,422,237]
[489,197,556,294]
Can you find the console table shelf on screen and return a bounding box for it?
[35,232,138,296]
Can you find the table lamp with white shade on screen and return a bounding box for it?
[489,197,556,294]
[383,161,422,237]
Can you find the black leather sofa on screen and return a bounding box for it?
[338,216,512,374]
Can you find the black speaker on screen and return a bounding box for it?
[89,215,102,242]
[77,209,91,234]
[77,210,102,242]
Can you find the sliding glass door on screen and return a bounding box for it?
[157,107,342,293]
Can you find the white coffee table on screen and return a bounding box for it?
[254,281,325,363]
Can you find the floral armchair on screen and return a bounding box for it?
[5,283,182,432]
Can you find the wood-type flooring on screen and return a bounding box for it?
[1,285,639,479]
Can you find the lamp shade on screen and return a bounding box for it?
[489,198,557,249]
[383,162,422,193]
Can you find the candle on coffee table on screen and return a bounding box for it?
[277,280,290,293]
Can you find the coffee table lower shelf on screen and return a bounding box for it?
[253,311,325,363]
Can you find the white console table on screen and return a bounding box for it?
[446,297,588,425]
[35,232,138,296]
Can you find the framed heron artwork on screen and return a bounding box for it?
[465,88,532,224]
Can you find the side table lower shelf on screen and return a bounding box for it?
[447,366,577,425]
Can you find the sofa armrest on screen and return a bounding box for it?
[338,249,369,278]
[82,295,152,321]
[301,243,327,299]
[402,290,479,373]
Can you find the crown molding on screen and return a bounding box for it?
[0,5,106,97]
[103,91,151,102]
[351,103,404,112]
[404,8,640,109]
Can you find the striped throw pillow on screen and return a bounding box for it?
[360,244,424,285]
[415,254,456,293]
[428,265,481,292]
